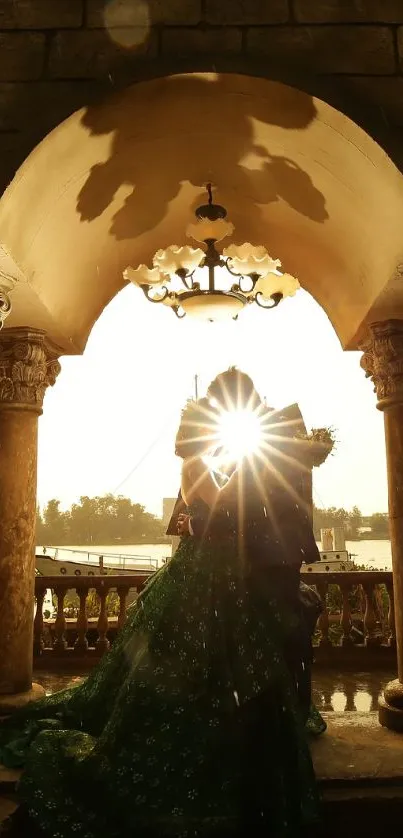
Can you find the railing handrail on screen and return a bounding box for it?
[303,570,392,584]
[35,574,150,591]
[35,570,394,591]
[39,547,158,560]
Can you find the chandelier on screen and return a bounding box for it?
[124,185,300,322]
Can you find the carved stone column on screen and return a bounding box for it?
[361,319,403,731]
[0,327,60,709]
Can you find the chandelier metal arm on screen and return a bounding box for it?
[176,268,196,291]
[255,291,283,309]
[140,284,170,303]
[172,305,186,319]
[201,239,224,293]
[224,257,243,279]
[224,260,259,294]
[237,273,259,295]
[204,240,222,268]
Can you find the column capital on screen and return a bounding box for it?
[360,320,403,410]
[0,327,61,414]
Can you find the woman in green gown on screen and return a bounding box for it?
[0,398,320,838]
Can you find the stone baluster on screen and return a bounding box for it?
[96,587,110,652]
[344,680,356,712]
[373,583,388,641]
[33,588,45,655]
[339,581,352,646]
[369,682,381,712]
[0,328,60,707]
[316,583,331,646]
[53,587,67,652]
[74,588,89,652]
[321,685,334,712]
[361,320,403,729]
[362,582,379,647]
[386,580,396,649]
[117,586,129,631]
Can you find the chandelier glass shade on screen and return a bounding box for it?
[124,185,300,321]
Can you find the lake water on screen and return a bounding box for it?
[38,540,393,571]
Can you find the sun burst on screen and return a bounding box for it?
[216,408,264,463]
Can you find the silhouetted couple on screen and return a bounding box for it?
[0,368,324,838]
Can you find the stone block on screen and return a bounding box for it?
[0,81,103,132]
[161,26,242,56]
[345,76,403,127]
[205,0,289,24]
[0,33,45,81]
[294,0,403,23]
[247,25,396,74]
[0,138,27,197]
[0,0,83,28]
[86,0,201,27]
[396,27,403,70]
[48,29,157,79]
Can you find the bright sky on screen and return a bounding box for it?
[37,286,387,517]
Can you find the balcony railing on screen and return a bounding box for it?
[34,575,149,668]
[34,571,397,669]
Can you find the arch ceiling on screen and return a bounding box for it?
[1,72,403,353]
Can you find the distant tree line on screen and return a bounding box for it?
[313,505,389,540]
[35,494,390,547]
[36,495,167,546]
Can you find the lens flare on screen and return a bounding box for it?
[217,408,263,461]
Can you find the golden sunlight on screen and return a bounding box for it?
[217,408,263,462]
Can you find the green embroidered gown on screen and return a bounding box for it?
[0,513,322,837]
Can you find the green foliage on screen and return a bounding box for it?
[60,589,120,618]
[312,505,389,540]
[36,494,167,547]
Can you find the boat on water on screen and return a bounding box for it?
[303,527,354,573]
[36,526,354,579]
[35,548,166,618]
[35,547,165,578]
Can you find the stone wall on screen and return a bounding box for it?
[2,0,403,193]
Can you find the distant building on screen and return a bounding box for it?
[162,498,177,529]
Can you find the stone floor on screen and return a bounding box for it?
[0,670,401,834]
[312,669,393,712]
[34,668,395,713]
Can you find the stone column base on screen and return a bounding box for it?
[0,683,45,715]
[379,679,403,732]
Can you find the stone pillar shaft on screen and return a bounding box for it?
[361,320,403,728]
[383,405,403,682]
[0,328,60,699]
[0,409,38,693]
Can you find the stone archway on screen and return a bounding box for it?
[2,73,403,351]
[1,71,403,727]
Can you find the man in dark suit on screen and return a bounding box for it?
[171,368,324,830]
[170,368,322,707]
